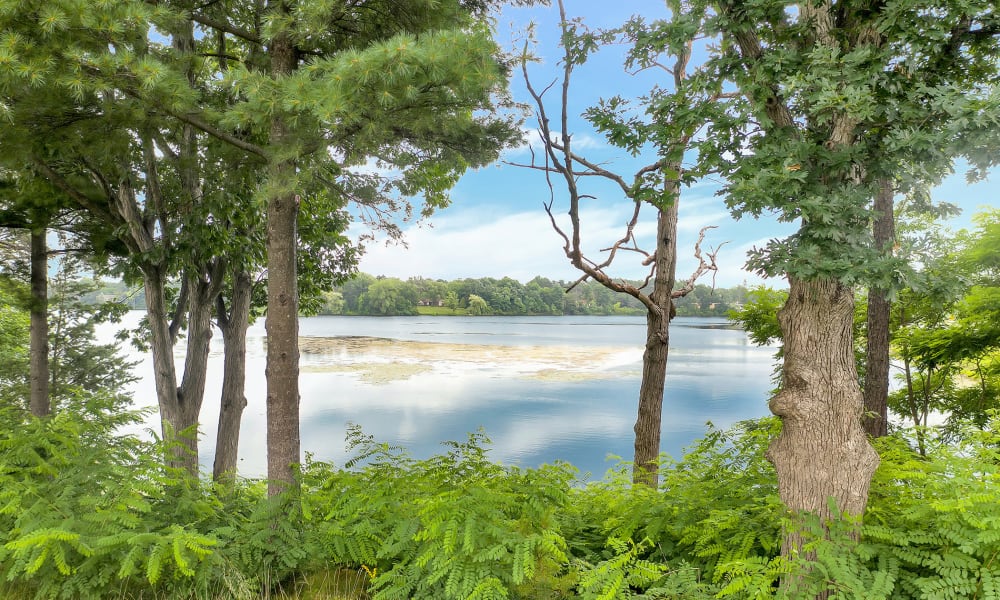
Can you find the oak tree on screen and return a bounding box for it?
[706,0,1000,577]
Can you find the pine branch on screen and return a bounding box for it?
[189,12,261,45]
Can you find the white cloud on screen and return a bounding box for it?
[504,127,606,160]
[358,209,577,282]
[356,202,759,286]
[489,412,633,464]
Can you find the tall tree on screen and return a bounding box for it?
[191,0,528,493]
[707,0,1000,578]
[862,179,895,437]
[516,0,722,485]
[0,0,362,479]
[0,173,111,418]
[0,175,51,418]
[27,229,47,417]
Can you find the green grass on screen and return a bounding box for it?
[415,305,461,316]
[271,567,371,600]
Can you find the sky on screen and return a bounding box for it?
[354,1,999,289]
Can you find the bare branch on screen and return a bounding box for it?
[672,226,726,298]
[565,273,589,293]
[542,189,572,258]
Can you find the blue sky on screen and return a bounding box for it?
[356,1,999,288]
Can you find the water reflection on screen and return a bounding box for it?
[99,315,776,479]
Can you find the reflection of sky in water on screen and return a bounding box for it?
[98,315,777,480]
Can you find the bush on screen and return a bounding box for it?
[2,402,998,600]
[0,394,255,600]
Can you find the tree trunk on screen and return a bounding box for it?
[172,271,221,474]
[862,179,894,438]
[632,199,680,487]
[213,270,252,483]
[142,265,194,471]
[265,16,301,496]
[28,228,49,417]
[768,278,880,558]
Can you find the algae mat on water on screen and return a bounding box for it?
[297,336,639,384]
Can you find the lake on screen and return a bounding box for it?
[103,314,777,480]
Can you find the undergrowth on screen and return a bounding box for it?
[1,393,998,599]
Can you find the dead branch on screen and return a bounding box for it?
[565,272,590,293]
[671,225,726,298]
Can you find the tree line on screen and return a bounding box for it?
[317,275,749,317]
[87,275,750,317]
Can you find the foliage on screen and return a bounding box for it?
[358,278,419,316]
[0,395,254,600]
[887,211,1000,445]
[0,278,29,404]
[300,428,576,600]
[0,258,134,412]
[727,287,786,348]
[0,396,999,599]
[46,259,135,406]
[731,210,1000,445]
[321,273,748,317]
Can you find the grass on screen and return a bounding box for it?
[269,567,371,600]
[414,305,461,316]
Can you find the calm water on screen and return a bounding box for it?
[103,315,777,480]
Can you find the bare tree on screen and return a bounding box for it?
[513,0,727,486]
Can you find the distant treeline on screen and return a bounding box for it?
[87,275,749,318]
[318,274,749,317]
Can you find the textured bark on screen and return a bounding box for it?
[862,179,894,438]
[28,229,49,417]
[768,277,880,530]
[632,200,680,487]
[213,270,252,483]
[265,15,301,496]
[175,271,221,473]
[142,266,193,470]
[143,267,222,475]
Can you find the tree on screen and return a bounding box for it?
[1,0,511,487]
[706,0,1000,575]
[862,180,895,437]
[0,166,127,419]
[27,228,47,417]
[466,293,491,316]
[891,211,1000,448]
[360,278,418,316]
[410,277,448,307]
[179,0,525,493]
[0,4,226,472]
[516,0,722,485]
[0,276,29,407]
[342,273,376,314]
[444,290,461,314]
